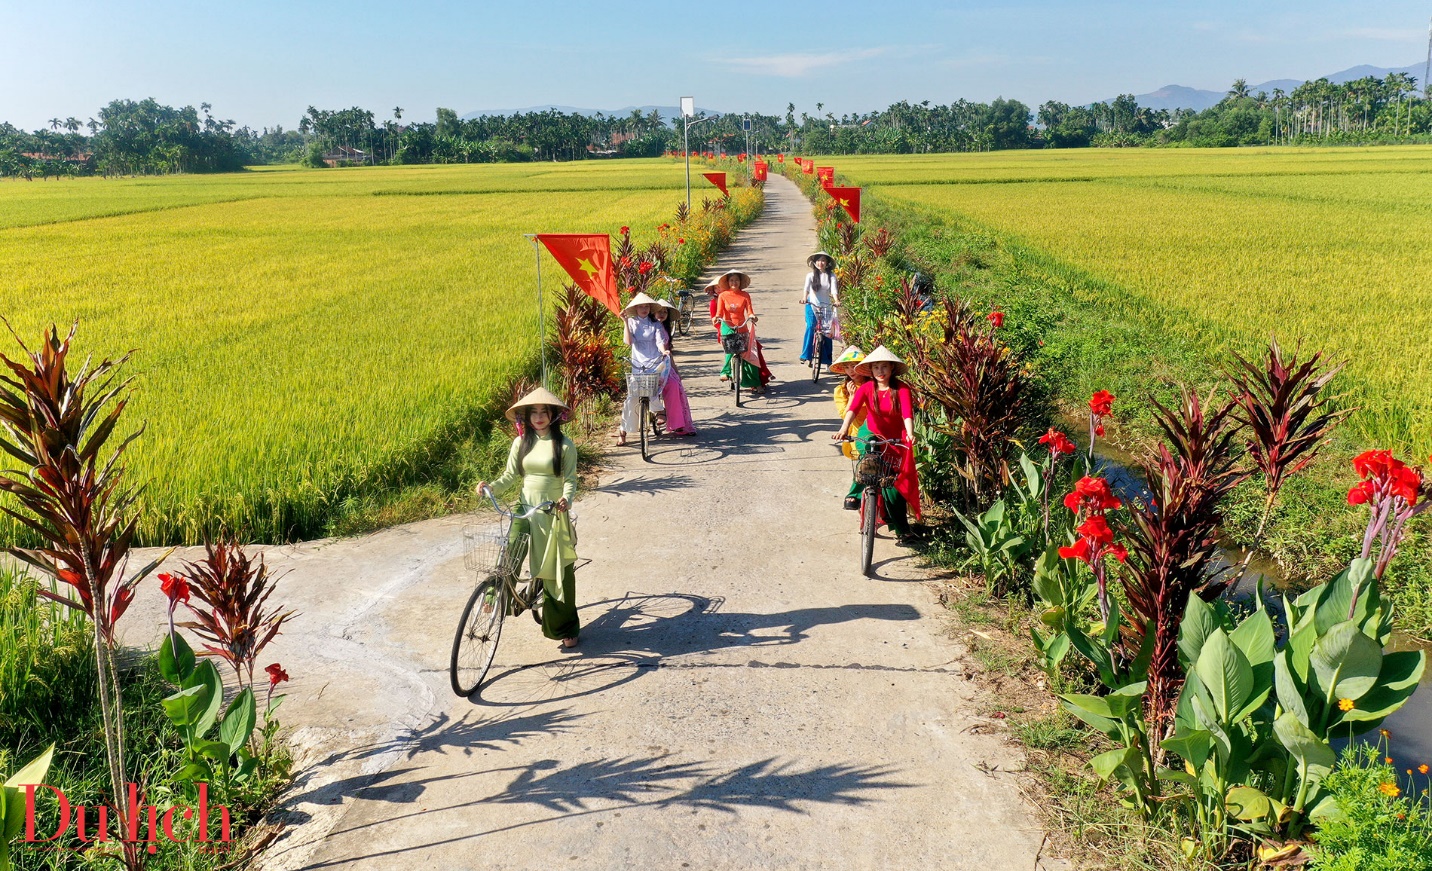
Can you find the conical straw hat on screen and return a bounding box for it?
[717,269,750,290]
[853,345,908,377]
[505,386,571,422]
[828,345,865,375]
[621,292,661,316]
[702,277,722,293]
[806,251,836,267]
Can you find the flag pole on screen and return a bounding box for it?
[525,234,548,385]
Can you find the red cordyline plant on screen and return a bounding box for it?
[898,296,1032,509]
[1059,475,1127,622]
[1088,389,1115,460]
[865,226,894,258]
[174,536,297,688]
[0,323,161,871]
[1117,391,1248,741]
[837,222,861,256]
[551,283,619,420]
[1346,450,1429,590]
[1227,339,1347,571]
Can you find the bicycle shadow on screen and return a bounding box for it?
[471,592,920,708]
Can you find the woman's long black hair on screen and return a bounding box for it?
[517,405,564,475]
[809,255,833,293]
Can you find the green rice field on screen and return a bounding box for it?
[820,147,1432,458]
[0,160,688,543]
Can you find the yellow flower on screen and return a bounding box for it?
[1379,782,1402,798]
[1338,698,1355,712]
[1419,764,1429,775]
[1381,728,1392,739]
[1387,757,1395,765]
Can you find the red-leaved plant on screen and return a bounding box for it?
[1227,339,1347,572]
[1118,391,1247,741]
[551,283,620,421]
[865,226,894,258]
[175,536,297,688]
[0,323,160,871]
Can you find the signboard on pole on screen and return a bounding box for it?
[680,97,695,118]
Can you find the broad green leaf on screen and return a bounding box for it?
[1274,650,1310,727]
[1313,563,1360,636]
[1161,729,1212,770]
[162,684,209,728]
[1311,621,1381,703]
[1178,595,1218,668]
[1273,713,1335,786]
[1089,747,1136,782]
[1032,546,1065,607]
[219,688,257,755]
[1343,650,1425,724]
[192,661,225,739]
[1038,606,1066,628]
[174,761,213,784]
[1104,682,1147,720]
[158,631,196,684]
[3,744,53,790]
[1195,629,1252,723]
[1229,609,1275,669]
[1060,693,1113,719]
[194,739,233,764]
[1225,785,1272,821]
[1059,694,1120,738]
[1307,793,1343,822]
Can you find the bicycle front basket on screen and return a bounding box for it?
[628,372,662,399]
[721,332,749,355]
[462,520,523,576]
[854,449,903,486]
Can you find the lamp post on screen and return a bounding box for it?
[681,97,719,211]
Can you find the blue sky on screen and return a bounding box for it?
[0,0,1427,130]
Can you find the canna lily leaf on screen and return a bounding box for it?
[190,660,225,739]
[1311,621,1381,703]
[1342,649,1424,724]
[1161,729,1212,770]
[1273,649,1310,728]
[1273,713,1335,792]
[1089,747,1137,782]
[1229,608,1276,669]
[1178,595,1218,669]
[219,687,257,755]
[1195,629,1252,724]
[159,630,196,685]
[162,684,209,728]
[1225,785,1273,821]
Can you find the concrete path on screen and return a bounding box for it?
[123,173,1062,870]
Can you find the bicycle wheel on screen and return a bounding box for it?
[679,307,693,336]
[639,397,651,462]
[525,578,545,625]
[734,359,742,408]
[811,347,822,383]
[860,486,878,577]
[450,576,506,696]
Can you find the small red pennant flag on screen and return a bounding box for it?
[753,160,768,181]
[702,171,728,196]
[802,161,814,175]
[776,153,785,163]
[823,185,861,223]
[817,166,834,183]
[536,233,620,314]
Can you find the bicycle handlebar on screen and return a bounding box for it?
[476,484,558,518]
[838,434,908,450]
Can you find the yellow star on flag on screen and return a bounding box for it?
[576,257,600,276]
[838,199,850,207]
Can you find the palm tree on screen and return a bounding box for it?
[1227,79,1250,100]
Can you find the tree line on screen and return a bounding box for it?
[5,75,1430,178]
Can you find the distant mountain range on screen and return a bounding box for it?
[461,104,715,123]
[1112,62,1424,112]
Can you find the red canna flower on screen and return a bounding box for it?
[1077,514,1115,545]
[1058,538,1092,562]
[1089,390,1115,417]
[1063,476,1123,513]
[1348,480,1375,505]
[987,310,1005,328]
[1095,424,1105,437]
[265,663,290,687]
[638,261,653,275]
[619,225,630,236]
[677,237,686,244]
[1346,448,1429,587]
[159,572,190,607]
[1039,428,1076,458]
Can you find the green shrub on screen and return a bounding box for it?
[1310,743,1432,871]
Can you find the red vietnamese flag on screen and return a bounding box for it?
[536,234,620,314]
[802,160,814,175]
[776,153,785,163]
[817,166,834,183]
[824,185,861,223]
[702,171,728,195]
[753,160,768,181]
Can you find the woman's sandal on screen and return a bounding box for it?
[843,497,860,510]
[616,432,627,446]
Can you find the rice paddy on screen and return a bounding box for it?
[0,159,688,543]
[821,147,1432,457]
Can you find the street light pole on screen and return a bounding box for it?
[680,98,719,211]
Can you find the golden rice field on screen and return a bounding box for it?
[0,159,688,543]
[822,147,1432,457]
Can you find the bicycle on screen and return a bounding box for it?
[625,357,666,462]
[450,486,559,696]
[841,435,909,577]
[720,316,755,408]
[808,304,835,383]
[675,288,697,336]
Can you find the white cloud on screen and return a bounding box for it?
[717,47,889,78]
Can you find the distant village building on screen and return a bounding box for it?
[322,146,370,167]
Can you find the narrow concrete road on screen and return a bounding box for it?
[124,173,1062,870]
